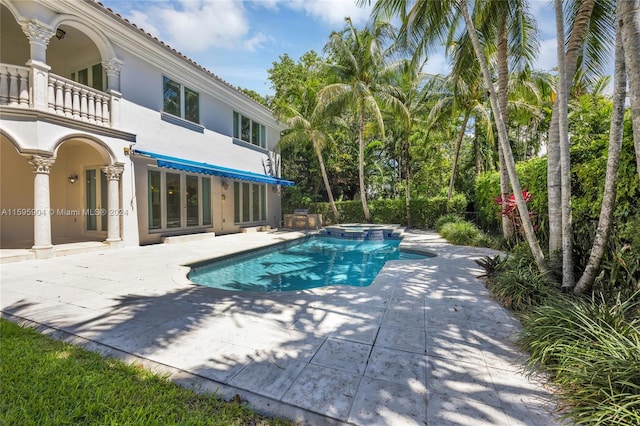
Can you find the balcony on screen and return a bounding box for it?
[0,63,117,128]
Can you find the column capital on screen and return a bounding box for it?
[101,164,124,180]
[20,19,55,46]
[29,156,55,174]
[103,58,123,76]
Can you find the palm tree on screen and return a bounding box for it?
[554,0,575,289]
[546,0,616,262]
[388,58,440,225]
[320,18,407,222]
[457,0,549,272]
[279,102,341,221]
[574,3,627,294]
[367,0,549,273]
[620,0,640,178]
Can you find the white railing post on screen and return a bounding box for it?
[0,66,8,104]
[8,71,19,106]
[71,86,80,119]
[63,82,72,117]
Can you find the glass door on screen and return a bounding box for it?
[85,168,107,232]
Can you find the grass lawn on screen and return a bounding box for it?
[0,319,292,425]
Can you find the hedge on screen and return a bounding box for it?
[306,194,467,229]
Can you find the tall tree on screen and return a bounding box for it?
[574,4,626,294]
[620,0,640,178]
[388,58,435,225]
[555,0,575,288]
[547,0,615,262]
[368,0,549,273]
[457,0,548,272]
[320,18,407,222]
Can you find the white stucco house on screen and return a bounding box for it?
[0,0,293,258]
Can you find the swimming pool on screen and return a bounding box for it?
[188,236,429,292]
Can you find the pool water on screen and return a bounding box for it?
[188,236,428,292]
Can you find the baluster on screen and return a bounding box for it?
[54,80,64,115]
[71,86,80,119]
[95,95,103,125]
[80,89,88,121]
[47,78,55,113]
[18,69,29,107]
[87,92,96,124]
[63,83,72,117]
[0,66,9,104]
[8,70,19,106]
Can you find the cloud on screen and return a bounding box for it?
[421,52,450,76]
[535,38,558,72]
[119,1,271,53]
[285,0,373,26]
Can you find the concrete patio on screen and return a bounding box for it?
[0,230,564,425]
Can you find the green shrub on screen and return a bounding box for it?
[518,293,640,425]
[435,213,464,232]
[439,221,488,247]
[487,265,557,311]
[308,193,467,228]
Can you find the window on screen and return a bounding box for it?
[148,170,161,230]
[163,76,200,124]
[147,170,212,231]
[233,111,266,148]
[71,63,104,91]
[234,181,267,223]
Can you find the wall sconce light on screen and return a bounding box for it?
[221,194,226,201]
[55,28,66,40]
[221,181,229,190]
[68,173,78,184]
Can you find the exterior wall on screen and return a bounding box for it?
[0,0,288,251]
[0,139,34,248]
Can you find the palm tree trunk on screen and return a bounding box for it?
[497,19,515,240]
[547,0,597,260]
[458,0,549,274]
[574,14,626,295]
[315,146,340,222]
[474,121,483,175]
[448,111,470,203]
[555,0,575,289]
[620,0,640,179]
[404,134,412,227]
[359,98,372,222]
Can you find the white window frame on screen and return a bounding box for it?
[233,111,267,148]
[233,181,267,224]
[147,168,212,232]
[162,76,200,124]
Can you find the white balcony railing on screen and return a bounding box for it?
[0,63,113,127]
[47,74,110,126]
[0,64,30,108]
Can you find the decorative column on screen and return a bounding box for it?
[21,20,54,111]
[103,59,123,127]
[101,164,124,244]
[29,155,55,257]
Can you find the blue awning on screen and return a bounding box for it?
[132,149,294,186]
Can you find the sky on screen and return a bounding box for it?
[99,0,583,97]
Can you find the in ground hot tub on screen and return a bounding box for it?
[320,224,403,240]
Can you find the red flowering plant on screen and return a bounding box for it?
[495,190,538,241]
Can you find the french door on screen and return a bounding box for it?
[85,168,107,232]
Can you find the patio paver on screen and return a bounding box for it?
[0,230,565,425]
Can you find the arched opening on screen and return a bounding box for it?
[50,138,111,244]
[48,24,106,91]
[0,4,29,66]
[0,136,34,249]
